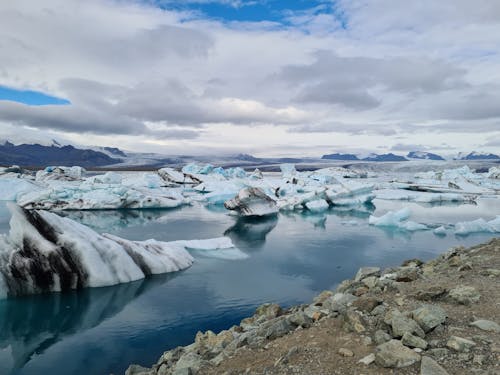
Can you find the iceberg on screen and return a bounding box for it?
[455,216,500,235]
[0,179,42,201]
[35,166,85,182]
[224,187,278,217]
[368,208,428,231]
[0,204,194,297]
[17,182,186,210]
[305,199,329,212]
[158,167,202,186]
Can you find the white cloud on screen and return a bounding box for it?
[0,0,499,155]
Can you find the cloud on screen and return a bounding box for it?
[0,0,500,153]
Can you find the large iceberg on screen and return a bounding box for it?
[224,187,278,217]
[0,204,240,298]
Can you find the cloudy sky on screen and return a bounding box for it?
[0,0,499,157]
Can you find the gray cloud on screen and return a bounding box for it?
[277,51,467,109]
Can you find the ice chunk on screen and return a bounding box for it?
[369,208,411,226]
[487,167,500,179]
[280,164,297,178]
[158,167,201,186]
[182,163,214,175]
[17,183,186,210]
[433,226,447,236]
[224,187,278,217]
[368,208,429,231]
[0,179,42,201]
[36,166,85,182]
[89,171,123,184]
[305,199,329,212]
[0,204,194,297]
[455,216,500,235]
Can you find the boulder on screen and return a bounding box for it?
[470,319,500,333]
[420,356,450,375]
[355,267,381,281]
[402,332,428,349]
[448,286,480,305]
[446,336,476,352]
[412,305,447,332]
[375,340,421,368]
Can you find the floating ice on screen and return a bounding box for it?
[433,226,447,236]
[455,216,500,235]
[36,166,85,182]
[0,204,195,297]
[224,187,278,217]
[368,208,428,231]
[305,199,329,212]
[0,179,42,201]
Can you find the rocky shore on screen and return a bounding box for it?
[126,238,500,375]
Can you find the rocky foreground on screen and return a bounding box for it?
[126,238,500,375]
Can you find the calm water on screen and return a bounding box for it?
[0,198,499,375]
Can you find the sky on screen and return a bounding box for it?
[0,0,499,157]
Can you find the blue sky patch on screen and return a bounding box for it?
[0,86,70,106]
[155,0,344,26]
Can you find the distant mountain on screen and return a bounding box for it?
[407,151,445,161]
[362,153,407,162]
[456,151,500,160]
[0,142,122,167]
[233,153,262,162]
[321,153,359,161]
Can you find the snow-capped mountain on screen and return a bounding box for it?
[407,151,445,161]
[321,153,360,161]
[455,151,500,160]
[362,153,408,162]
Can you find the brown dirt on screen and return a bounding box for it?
[202,238,500,375]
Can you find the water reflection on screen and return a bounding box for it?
[0,273,177,373]
[59,208,179,232]
[224,216,278,250]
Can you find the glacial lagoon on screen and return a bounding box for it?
[0,197,498,375]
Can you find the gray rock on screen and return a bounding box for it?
[446,336,476,352]
[470,319,500,333]
[288,311,313,328]
[343,310,366,333]
[426,348,449,359]
[254,303,282,320]
[174,352,207,373]
[448,286,480,305]
[375,340,421,368]
[264,317,294,340]
[362,276,379,289]
[371,304,386,316]
[323,293,358,313]
[338,348,354,357]
[391,312,425,338]
[402,332,428,349]
[395,266,420,282]
[355,267,381,281]
[172,368,193,375]
[374,330,392,345]
[358,353,375,365]
[413,305,447,332]
[125,365,154,375]
[352,296,382,313]
[420,356,450,375]
[414,286,447,301]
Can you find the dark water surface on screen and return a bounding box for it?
[0,199,498,375]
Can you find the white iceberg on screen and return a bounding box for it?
[17,182,186,210]
[368,208,428,231]
[455,216,500,235]
[224,187,278,217]
[0,179,42,201]
[0,204,194,297]
[35,166,85,182]
[305,199,329,213]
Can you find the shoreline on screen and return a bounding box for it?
[126,238,500,375]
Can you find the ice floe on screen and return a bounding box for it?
[368,208,428,231]
[224,187,278,217]
[455,216,500,235]
[0,204,244,298]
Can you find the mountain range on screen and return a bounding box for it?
[0,140,498,168]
